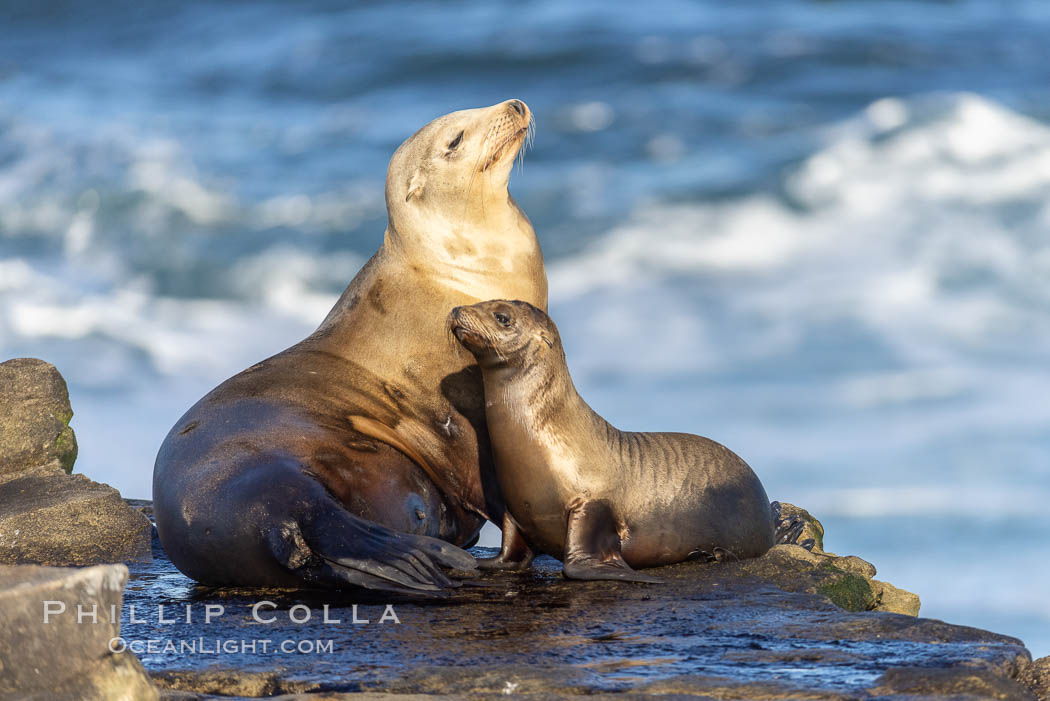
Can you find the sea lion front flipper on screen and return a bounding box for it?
[561,499,664,584]
[477,512,535,571]
[267,480,478,597]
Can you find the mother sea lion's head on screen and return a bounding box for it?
[386,100,533,234]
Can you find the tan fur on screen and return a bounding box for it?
[154,102,549,589]
[305,101,547,521]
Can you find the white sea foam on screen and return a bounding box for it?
[2,92,1048,516]
[0,254,325,496]
[0,109,385,260]
[0,259,329,378]
[230,245,360,324]
[550,93,1050,379]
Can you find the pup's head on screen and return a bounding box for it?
[448,299,558,368]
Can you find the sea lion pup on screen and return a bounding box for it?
[449,300,776,582]
[153,100,547,596]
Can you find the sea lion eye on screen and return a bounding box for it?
[448,131,464,150]
[494,312,511,326]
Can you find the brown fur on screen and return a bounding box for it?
[153,101,547,590]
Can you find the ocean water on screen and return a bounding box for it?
[1,1,1048,656]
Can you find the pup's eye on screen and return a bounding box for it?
[494,312,511,326]
[448,131,464,150]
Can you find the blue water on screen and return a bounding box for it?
[1,1,1048,657]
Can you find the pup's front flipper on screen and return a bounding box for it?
[561,499,663,584]
[477,512,535,571]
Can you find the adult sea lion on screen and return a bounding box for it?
[153,100,547,595]
[448,300,775,582]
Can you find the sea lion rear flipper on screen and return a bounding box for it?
[270,490,478,597]
[561,500,663,584]
[771,501,806,546]
[477,512,535,571]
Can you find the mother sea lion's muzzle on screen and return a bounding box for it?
[507,99,527,118]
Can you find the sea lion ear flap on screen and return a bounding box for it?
[405,168,426,202]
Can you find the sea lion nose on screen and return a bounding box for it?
[507,99,527,118]
[450,306,463,320]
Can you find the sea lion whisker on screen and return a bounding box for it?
[482,126,528,172]
[516,119,531,174]
[518,114,535,173]
[445,321,461,351]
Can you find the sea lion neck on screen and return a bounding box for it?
[383,191,531,264]
[380,200,545,306]
[481,344,579,428]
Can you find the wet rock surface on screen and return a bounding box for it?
[0,357,152,566]
[123,524,1038,700]
[0,563,158,700]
